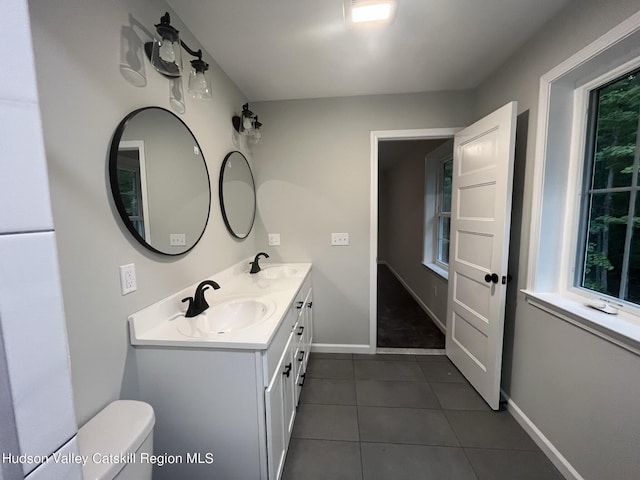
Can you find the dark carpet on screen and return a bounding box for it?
[377,264,445,349]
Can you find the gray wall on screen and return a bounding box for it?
[252,93,475,346]
[378,140,448,328]
[28,0,255,426]
[474,0,640,478]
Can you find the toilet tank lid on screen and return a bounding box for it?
[78,400,155,479]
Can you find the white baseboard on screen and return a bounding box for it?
[501,389,583,480]
[311,343,371,354]
[383,262,447,334]
[377,347,446,355]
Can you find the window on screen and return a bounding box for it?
[422,138,454,278]
[526,13,640,350]
[577,69,640,306]
[436,158,453,267]
[117,167,145,238]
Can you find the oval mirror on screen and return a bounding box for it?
[219,151,256,239]
[109,107,211,255]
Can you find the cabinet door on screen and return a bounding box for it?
[283,342,296,442]
[303,288,313,372]
[265,334,295,480]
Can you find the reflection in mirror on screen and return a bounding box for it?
[109,107,211,255]
[219,151,256,239]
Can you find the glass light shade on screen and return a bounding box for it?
[187,68,212,99]
[242,115,254,133]
[150,37,182,77]
[119,25,146,87]
[169,78,186,114]
[250,129,261,144]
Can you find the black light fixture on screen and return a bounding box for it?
[232,103,262,142]
[144,12,212,99]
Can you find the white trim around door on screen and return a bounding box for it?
[369,128,463,353]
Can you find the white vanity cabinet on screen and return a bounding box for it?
[265,333,295,480]
[130,265,312,480]
[264,277,312,480]
[294,285,313,404]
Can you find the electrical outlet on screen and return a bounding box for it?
[331,233,349,246]
[119,264,137,295]
[170,233,186,246]
[268,233,281,246]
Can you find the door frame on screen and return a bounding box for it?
[369,128,463,353]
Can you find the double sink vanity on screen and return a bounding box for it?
[107,106,310,479]
[128,260,313,480]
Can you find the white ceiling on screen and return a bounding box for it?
[168,0,570,102]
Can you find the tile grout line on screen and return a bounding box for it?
[354,358,365,480]
[440,402,482,480]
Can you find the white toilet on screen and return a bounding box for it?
[78,400,155,480]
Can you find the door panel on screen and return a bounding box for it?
[457,231,493,270]
[446,101,517,410]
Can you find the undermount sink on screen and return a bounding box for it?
[177,297,276,337]
[259,265,299,279]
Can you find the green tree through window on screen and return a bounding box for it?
[580,69,640,305]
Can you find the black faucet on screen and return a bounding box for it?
[249,252,270,274]
[181,280,220,317]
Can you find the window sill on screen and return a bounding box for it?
[522,290,640,356]
[423,262,448,281]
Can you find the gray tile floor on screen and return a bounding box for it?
[282,353,564,480]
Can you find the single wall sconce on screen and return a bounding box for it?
[144,12,212,99]
[232,103,262,143]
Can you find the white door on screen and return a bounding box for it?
[445,101,517,410]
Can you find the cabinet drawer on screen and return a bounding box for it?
[263,309,297,385]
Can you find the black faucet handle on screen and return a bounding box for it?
[181,296,197,317]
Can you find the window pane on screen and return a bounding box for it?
[437,216,450,264]
[591,71,640,190]
[581,192,630,298]
[442,160,453,212]
[117,169,141,217]
[625,195,640,304]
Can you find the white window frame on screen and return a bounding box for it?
[525,11,640,355]
[422,138,454,280]
[569,61,640,311]
[434,157,452,270]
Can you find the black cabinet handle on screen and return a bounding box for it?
[298,351,305,362]
[297,326,305,336]
[484,273,499,284]
[283,363,292,377]
[298,373,306,387]
[296,301,304,309]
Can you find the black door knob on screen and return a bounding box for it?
[484,273,499,284]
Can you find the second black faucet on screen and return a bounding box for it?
[249,252,269,274]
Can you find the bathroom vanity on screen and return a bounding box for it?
[128,261,313,480]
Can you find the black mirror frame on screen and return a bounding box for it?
[108,106,211,256]
[219,151,256,240]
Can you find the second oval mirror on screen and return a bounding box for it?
[219,151,256,239]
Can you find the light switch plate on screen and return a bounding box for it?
[268,233,281,246]
[331,233,349,246]
[119,264,137,295]
[170,233,186,246]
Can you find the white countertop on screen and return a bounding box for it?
[128,261,312,350]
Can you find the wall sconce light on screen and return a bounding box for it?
[144,12,212,99]
[232,103,262,142]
